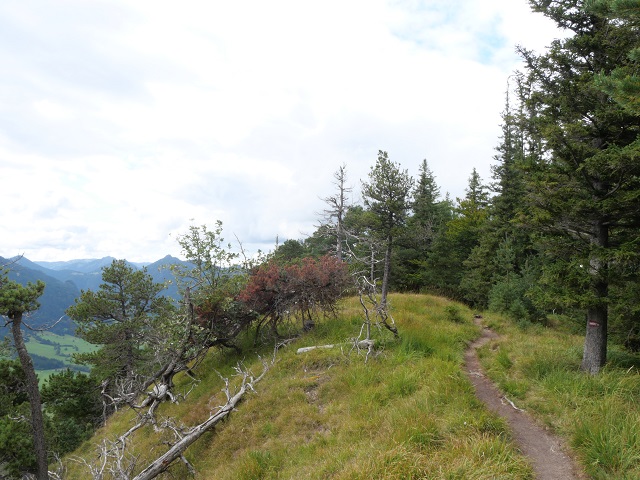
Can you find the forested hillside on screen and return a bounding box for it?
[1,0,639,478]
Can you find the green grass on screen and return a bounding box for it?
[62,294,535,479]
[478,312,640,479]
[25,332,95,384]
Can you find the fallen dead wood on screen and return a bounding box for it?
[501,395,525,412]
[131,361,268,480]
[296,344,337,354]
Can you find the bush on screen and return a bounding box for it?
[488,274,544,324]
[444,304,464,323]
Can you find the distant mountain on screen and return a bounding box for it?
[33,255,188,297]
[0,256,80,335]
[32,257,142,292]
[34,256,119,273]
[141,255,191,300]
[1,255,190,338]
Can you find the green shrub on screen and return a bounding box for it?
[444,304,465,323]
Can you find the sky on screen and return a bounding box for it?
[0,0,563,263]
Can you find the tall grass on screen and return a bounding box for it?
[479,312,640,479]
[63,294,534,479]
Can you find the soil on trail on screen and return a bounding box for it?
[464,319,586,480]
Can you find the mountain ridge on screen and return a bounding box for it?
[1,254,190,335]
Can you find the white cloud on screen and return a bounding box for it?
[0,0,563,262]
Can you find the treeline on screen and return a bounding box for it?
[295,0,640,376]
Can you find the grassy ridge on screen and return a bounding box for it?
[64,294,535,479]
[479,314,640,479]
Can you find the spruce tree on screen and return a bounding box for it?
[425,169,489,299]
[519,0,640,373]
[395,159,449,291]
[461,76,542,310]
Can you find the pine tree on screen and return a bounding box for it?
[0,271,48,479]
[361,150,414,307]
[67,260,173,393]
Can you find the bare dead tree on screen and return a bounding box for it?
[318,164,353,260]
[342,228,399,340]
[355,274,398,340]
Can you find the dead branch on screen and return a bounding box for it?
[296,344,336,354]
[349,337,376,363]
[501,395,525,412]
[70,358,269,480]
[68,438,139,480]
[356,274,399,339]
[131,360,269,480]
[23,314,66,332]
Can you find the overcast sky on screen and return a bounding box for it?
[0,0,562,263]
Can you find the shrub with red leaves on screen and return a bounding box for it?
[238,255,350,336]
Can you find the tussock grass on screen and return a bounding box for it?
[62,294,534,479]
[479,312,640,479]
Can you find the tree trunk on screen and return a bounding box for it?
[11,312,49,479]
[581,219,609,374]
[581,304,608,374]
[380,235,392,307]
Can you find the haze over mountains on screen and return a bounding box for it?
[0,255,189,335]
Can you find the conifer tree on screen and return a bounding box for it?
[67,260,173,394]
[519,0,640,373]
[361,150,414,307]
[395,159,451,291]
[588,0,640,114]
[462,76,541,310]
[424,169,489,299]
[0,270,48,479]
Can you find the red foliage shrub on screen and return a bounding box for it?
[238,255,350,334]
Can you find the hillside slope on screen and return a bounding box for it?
[63,294,535,479]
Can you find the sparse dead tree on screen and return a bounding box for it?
[341,215,399,340]
[319,164,353,260]
[352,275,397,361]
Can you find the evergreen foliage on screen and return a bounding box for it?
[517,0,640,373]
[361,150,414,305]
[67,259,175,395]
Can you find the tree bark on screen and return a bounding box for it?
[380,235,392,307]
[11,312,49,479]
[581,304,608,374]
[581,219,609,374]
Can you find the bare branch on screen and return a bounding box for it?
[131,361,269,480]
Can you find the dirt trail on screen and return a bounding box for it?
[464,320,586,480]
